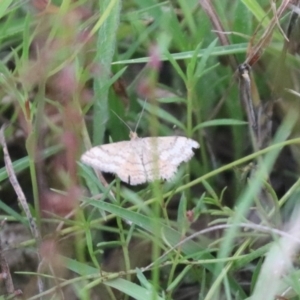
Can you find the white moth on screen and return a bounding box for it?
[81,132,199,185]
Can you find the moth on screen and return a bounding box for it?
[81,132,199,185]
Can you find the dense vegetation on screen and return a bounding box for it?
[0,0,300,299]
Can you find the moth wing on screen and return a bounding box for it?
[141,137,199,181]
[81,141,147,185]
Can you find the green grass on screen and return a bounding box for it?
[0,0,300,299]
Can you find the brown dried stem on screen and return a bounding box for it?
[0,126,44,295]
[199,0,238,70]
[245,0,291,66]
[0,221,15,297]
[0,126,41,244]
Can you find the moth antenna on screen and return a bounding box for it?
[111,110,133,132]
[134,98,148,133]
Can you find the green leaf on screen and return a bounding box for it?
[137,99,185,130]
[167,265,192,292]
[177,193,187,233]
[157,97,186,104]
[162,5,188,51]
[186,41,203,79]
[232,244,270,270]
[113,43,248,65]
[86,199,216,272]
[0,0,12,20]
[0,145,61,183]
[241,0,269,25]
[64,257,99,276]
[241,0,281,40]
[93,0,122,144]
[65,258,164,300]
[136,268,153,290]
[250,257,263,294]
[193,119,247,132]
[0,200,24,223]
[164,49,187,82]
[105,278,164,300]
[194,39,218,79]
